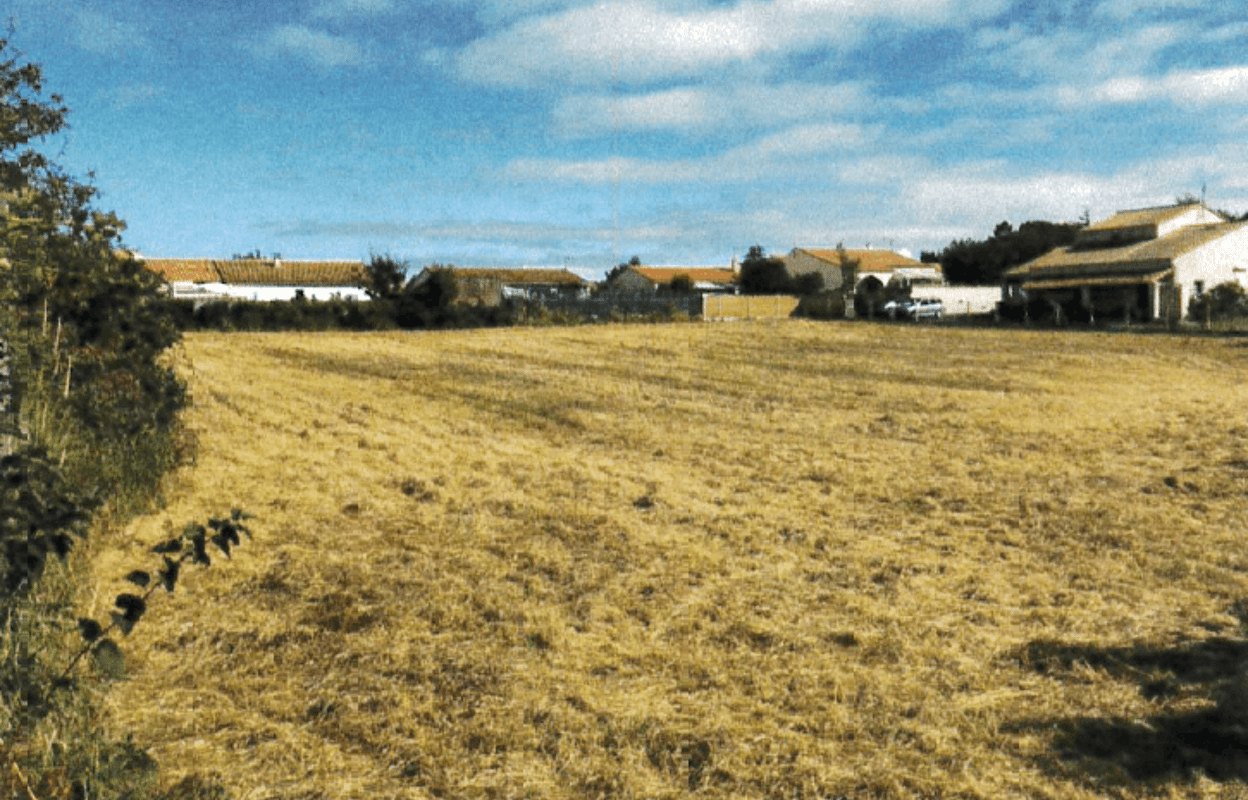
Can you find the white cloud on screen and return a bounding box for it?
[1092,0,1203,20]
[109,83,165,110]
[311,0,399,18]
[256,25,370,67]
[975,23,1187,84]
[504,121,874,184]
[1061,66,1248,108]
[552,80,875,137]
[74,9,146,55]
[454,0,1010,89]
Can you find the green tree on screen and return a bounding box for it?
[1189,281,1247,321]
[362,252,409,300]
[604,255,642,286]
[397,264,459,328]
[938,220,1080,285]
[738,245,792,294]
[668,273,694,293]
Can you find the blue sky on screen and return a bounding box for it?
[10,0,1248,279]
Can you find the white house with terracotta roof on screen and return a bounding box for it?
[606,265,739,294]
[1002,202,1248,322]
[783,248,943,294]
[141,258,370,302]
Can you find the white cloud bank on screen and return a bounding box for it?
[453,0,1010,89]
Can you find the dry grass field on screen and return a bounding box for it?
[91,321,1248,799]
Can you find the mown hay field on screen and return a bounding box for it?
[96,322,1248,799]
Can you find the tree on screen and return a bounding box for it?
[396,264,459,328]
[1189,281,1247,321]
[604,255,642,286]
[668,273,694,293]
[738,245,792,294]
[938,219,1080,285]
[362,252,409,300]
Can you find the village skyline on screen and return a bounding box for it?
[11,0,1248,280]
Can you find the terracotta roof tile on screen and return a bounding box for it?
[632,267,736,284]
[213,260,366,286]
[141,258,220,283]
[449,268,585,286]
[795,249,937,273]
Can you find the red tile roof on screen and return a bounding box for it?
[141,258,219,283]
[795,249,936,274]
[212,260,366,286]
[448,268,585,286]
[632,267,737,285]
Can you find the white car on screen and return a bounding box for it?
[907,298,943,320]
[883,298,944,320]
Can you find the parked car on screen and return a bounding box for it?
[907,298,943,320]
[883,298,944,321]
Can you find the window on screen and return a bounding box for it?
[1194,280,1205,297]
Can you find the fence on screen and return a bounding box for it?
[703,295,801,320]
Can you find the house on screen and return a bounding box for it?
[1001,202,1248,322]
[606,265,738,294]
[784,248,943,295]
[140,258,232,302]
[141,258,370,302]
[408,267,587,306]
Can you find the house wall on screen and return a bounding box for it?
[215,285,371,302]
[1174,226,1248,315]
[783,251,846,292]
[1158,206,1224,238]
[912,286,1001,315]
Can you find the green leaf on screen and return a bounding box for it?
[77,617,103,642]
[91,639,127,680]
[124,570,151,588]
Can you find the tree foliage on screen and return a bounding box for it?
[1189,281,1248,321]
[938,220,1082,285]
[738,245,793,295]
[604,255,642,287]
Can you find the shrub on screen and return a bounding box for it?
[1189,282,1248,321]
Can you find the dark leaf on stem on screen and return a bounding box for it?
[114,593,146,623]
[160,556,180,592]
[77,617,103,642]
[124,570,151,588]
[111,611,136,636]
[151,538,182,554]
[92,638,127,680]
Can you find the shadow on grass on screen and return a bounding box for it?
[1012,636,1248,782]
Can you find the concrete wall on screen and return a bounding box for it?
[703,295,800,320]
[909,286,1001,315]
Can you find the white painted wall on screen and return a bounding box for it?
[1174,225,1248,314]
[213,285,371,302]
[910,286,1001,315]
